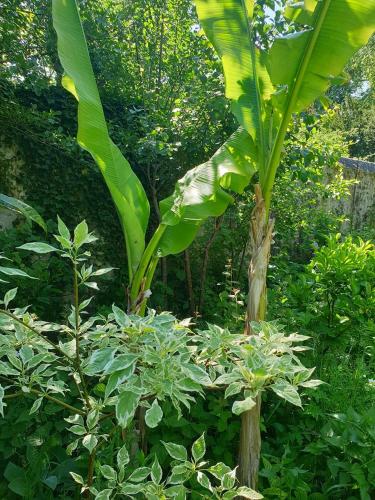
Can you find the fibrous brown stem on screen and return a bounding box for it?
[238,184,274,490]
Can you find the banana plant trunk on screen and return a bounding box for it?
[238,184,274,489]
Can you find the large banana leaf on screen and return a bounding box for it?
[271,0,375,115]
[194,0,375,209]
[263,0,375,202]
[158,128,257,256]
[52,0,149,279]
[194,0,274,177]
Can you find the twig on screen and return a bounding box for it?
[0,309,72,361]
[73,261,91,410]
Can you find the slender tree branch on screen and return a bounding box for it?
[0,374,85,415]
[29,388,86,415]
[73,261,91,409]
[0,309,72,361]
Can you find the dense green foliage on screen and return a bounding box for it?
[0,221,318,498]
[0,0,374,499]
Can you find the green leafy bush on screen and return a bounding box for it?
[0,219,319,498]
[309,234,375,327]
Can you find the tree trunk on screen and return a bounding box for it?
[238,184,274,489]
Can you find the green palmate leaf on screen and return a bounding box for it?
[52,0,149,278]
[157,128,257,256]
[145,399,163,428]
[0,194,47,231]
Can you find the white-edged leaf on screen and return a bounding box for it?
[29,397,43,415]
[300,379,325,388]
[115,391,140,429]
[236,486,264,499]
[0,385,6,417]
[82,434,98,454]
[4,288,17,308]
[17,242,58,254]
[151,456,162,484]
[95,490,113,500]
[83,347,117,375]
[197,471,212,491]
[117,444,130,469]
[112,304,131,327]
[99,465,117,481]
[74,220,89,248]
[192,433,205,462]
[0,266,36,279]
[0,194,46,231]
[105,366,135,399]
[57,215,70,240]
[92,267,116,276]
[70,472,84,485]
[126,467,151,483]
[232,396,256,416]
[182,364,212,386]
[271,380,302,407]
[145,399,163,428]
[162,442,187,462]
[103,353,138,375]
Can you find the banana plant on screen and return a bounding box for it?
[52,0,257,311]
[52,0,375,489]
[193,0,375,489]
